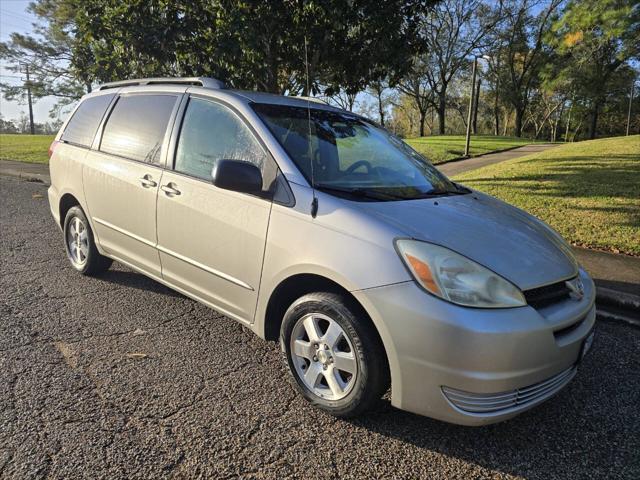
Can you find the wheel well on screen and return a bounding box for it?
[264,274,386,354]
[59,193,80,228]
[264,274,390,385]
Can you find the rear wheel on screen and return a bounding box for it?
[63,206,112,275]
[280,292,389,417]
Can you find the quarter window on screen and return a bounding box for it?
[175,97,276,191]
[100,94,178,164]
[61,94,115,147]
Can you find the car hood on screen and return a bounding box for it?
[357,192,578,291]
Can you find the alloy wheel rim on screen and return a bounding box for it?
[290,313,358,401]
[66,216,89,266]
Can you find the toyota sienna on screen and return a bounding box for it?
[48,77,595,426]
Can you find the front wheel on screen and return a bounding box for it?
[63,206,112,275]
[280,292,389,417]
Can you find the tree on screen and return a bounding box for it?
[368,81,392,127]
[0,0,92,117]
[398,58,436,136]
[418,0,501,134]
[389,94,424,136]
[549,0,640,138]
[1,0,431,123]
[325,89,359,112]
[72,0,429,96]
[494,0,562,137]
[0,114,18,134]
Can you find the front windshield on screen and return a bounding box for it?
[252,103,463,201]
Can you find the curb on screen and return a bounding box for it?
[0,168,50,185]
[596,287,640,328]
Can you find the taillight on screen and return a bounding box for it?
[48,140,60,159]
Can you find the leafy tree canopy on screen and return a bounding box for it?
[72,0,430,95]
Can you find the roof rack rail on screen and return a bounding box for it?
[296,96,330,106]
[98,77,226,91]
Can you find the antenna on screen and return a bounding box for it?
[304,37,318,218]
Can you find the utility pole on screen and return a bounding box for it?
[626,80,635,136]
[493,61,500,136]
[20,63,35,134]
[465,55,492,156]
[472,77,481,135]
[464,57,478,157]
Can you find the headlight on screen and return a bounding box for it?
[395,239,526,308]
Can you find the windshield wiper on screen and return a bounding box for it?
[313,184,404,201]
[419,185,471,197]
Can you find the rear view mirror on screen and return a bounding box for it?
[211,159,263,194]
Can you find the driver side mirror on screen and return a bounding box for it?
[211,159,263,194]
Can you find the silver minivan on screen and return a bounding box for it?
[48,77,595,426]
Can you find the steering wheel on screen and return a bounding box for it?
[345,160,373,175]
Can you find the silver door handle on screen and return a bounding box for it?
[139,176,157,188]
[161,183,181,196]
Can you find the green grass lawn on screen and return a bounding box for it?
[0,134,55,164]
[406,135,541,164]
[454,135,640,256]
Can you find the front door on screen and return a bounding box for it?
[156,96,278,322]
[83,93,180,277]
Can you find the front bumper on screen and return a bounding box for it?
[353,268,596,426]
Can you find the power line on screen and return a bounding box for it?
[0,20,29,30]
[1,10,35,23]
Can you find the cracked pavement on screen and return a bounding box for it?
[1,176,638,479]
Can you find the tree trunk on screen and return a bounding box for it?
[514,106,525,138]
[437,94,446,134]
[503,110,511,136]
[565,100,573,142]
[493,71,500,136]
[472,78,481,135]
[377,92,385,127]
[494,94,500,136]
[552,103,563,142]
[419,109,427,137]
[348,93,356,112]
[588,100,600,139]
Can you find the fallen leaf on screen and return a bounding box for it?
[126,353,148,359]
[32,193,44,199]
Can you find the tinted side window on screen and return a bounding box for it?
[175,97,276,191]
[61,94,115,147]
[100,94,178,164]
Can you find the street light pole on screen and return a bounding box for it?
[464,57,478,157]
[626,79,635,136]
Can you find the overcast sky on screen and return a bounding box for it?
[1,0,59,123]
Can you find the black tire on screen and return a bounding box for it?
[63,206,112,275]
[280,292,390,417]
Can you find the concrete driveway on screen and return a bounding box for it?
[1,176,638,479]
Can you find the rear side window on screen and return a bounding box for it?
[61,94,115,147]
[100,94,178,164]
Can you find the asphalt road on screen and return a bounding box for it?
[1,175,638,479]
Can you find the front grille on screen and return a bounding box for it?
[442,367,576,414]
[524,279,572,308]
